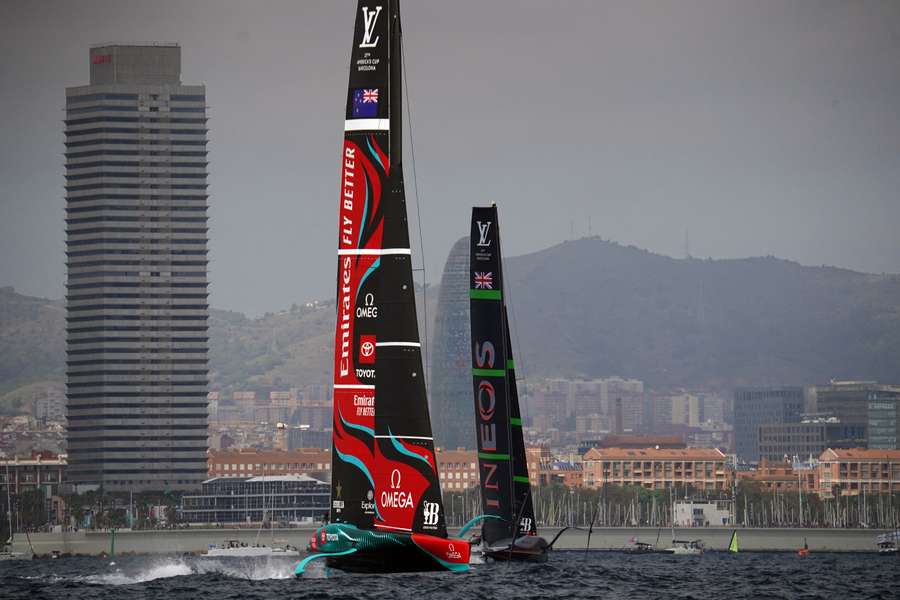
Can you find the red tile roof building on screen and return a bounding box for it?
[582,447,728,491]
[817,448,900,497]
[207,448,332,479]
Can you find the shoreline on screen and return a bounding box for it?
[11,526,892,557]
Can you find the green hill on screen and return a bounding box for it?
[503,238,900,388]
[0,286,65,396]
[1,239,898,407]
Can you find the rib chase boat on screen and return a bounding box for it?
[463,205,551,562]
[295,0,469,576]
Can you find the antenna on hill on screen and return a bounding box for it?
[684,229,691,259]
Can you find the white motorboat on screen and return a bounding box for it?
[0,546,31,561]
[664,539,704,555]
[876,531,898,555]
[202,539,300,558]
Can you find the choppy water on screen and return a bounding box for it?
[2,551,898,599]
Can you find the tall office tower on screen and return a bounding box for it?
[65,45,209,492]
[733,387,803,463]
[428,236,474,450]
[815,381,900,449]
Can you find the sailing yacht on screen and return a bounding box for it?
[294,0,470,575]
[463,205,551,562]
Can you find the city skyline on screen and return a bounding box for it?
[1,0,900,316]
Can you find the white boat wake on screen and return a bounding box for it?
[76,556,296,585]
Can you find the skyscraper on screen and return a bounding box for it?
[65,44,209,492]
[733,387,804,462]
[429,236,474,450]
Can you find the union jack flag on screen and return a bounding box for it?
[361,89,379,103]
[474,272,493,289]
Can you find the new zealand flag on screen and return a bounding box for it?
[352,88,379,118]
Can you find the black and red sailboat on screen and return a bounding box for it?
[295,0,469,575]
[464,205,550,562]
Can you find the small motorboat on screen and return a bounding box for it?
[624,540,663,554]
[202,539,300,558]
[664,539,704,555]
[876,531,898,555]
[797,538,810,557]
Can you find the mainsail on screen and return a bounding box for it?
[330,0,446,538]
[469,205,537,544]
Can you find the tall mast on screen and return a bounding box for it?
[329,0,445,538]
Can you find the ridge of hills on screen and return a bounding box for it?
[1,238,899,412]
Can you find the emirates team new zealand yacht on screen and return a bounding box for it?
[294,0,470,575]
[461,205,553,562]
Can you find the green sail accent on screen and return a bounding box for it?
[473,368,505,377]
[513,475,530,484]
[478,452,510,461]
[510,417,522,426]
[507,359,515,369]
[469,289,501,300]
[729,531,739,553]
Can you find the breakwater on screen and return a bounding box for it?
[11,526,889,556]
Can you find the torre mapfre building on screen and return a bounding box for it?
[429,236,475,450]
[65,44,209,492]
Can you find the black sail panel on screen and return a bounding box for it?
[367,0,445,537]
[469,205,515,544]
[505,307,537,536]
[329,0,393,529]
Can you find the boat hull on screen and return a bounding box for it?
[297,523,470,576]
[481,535,549,563]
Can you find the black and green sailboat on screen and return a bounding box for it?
[465,204,549,562]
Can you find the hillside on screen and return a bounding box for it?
[0,286,65,396]
[503,238,900,388]
[1,239,899,404]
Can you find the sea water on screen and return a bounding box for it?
[2,551,897,599]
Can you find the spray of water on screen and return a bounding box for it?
[74,556,297,585]
[83,559,193,585]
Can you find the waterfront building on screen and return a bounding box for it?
[817,448,900,497]
[180,475,329,524]
[670,392,703,427]
[735,458,817,493]
[65,44,209,492]
[32,387,66,425]
[673,500,732,527]
[814,382,900,449]
[428,236,474,450]
[207,448,331,480]
[758,418,866,462]
[0,452,68,526]
[581,447,728,491]
[866,389,900,449]
[598,434,686,449]
[0,451,67,496]
[539,461,584,488]
[435,448,478,492]
[733,387,804,463]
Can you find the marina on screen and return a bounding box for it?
[9,526,898,557]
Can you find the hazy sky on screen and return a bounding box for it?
[1,0,899,316]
